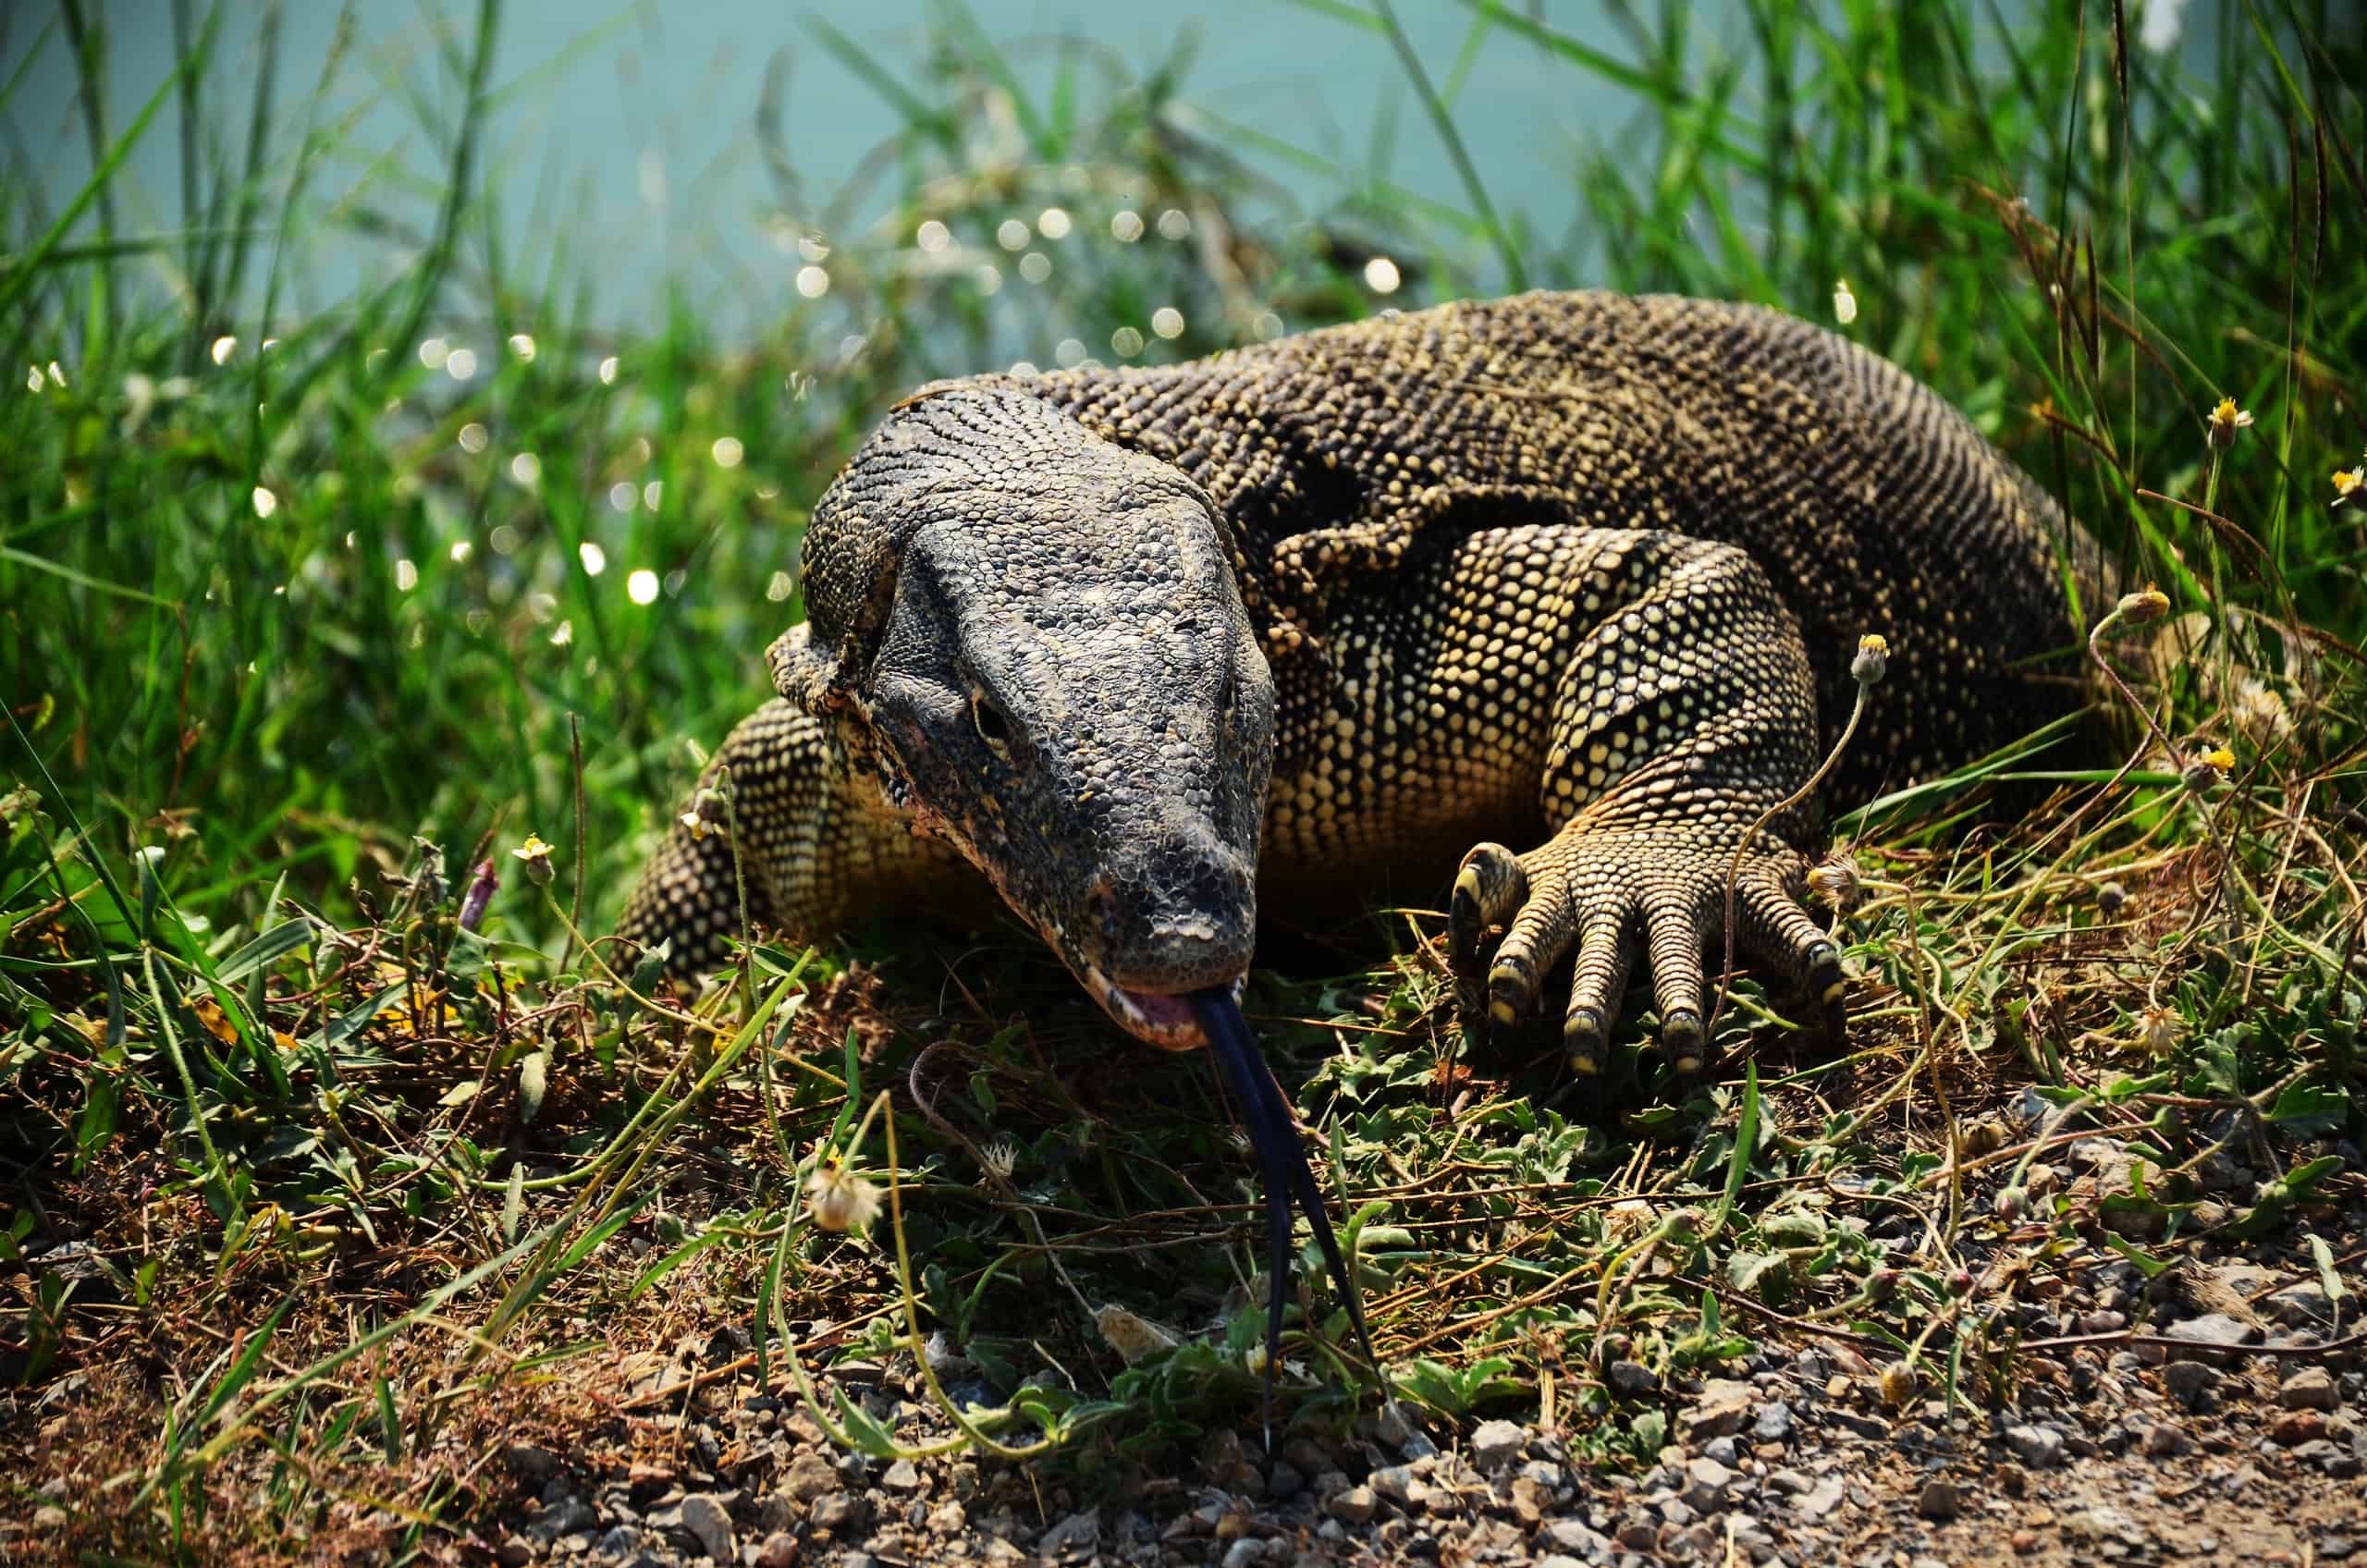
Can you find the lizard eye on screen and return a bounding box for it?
[971,688,1013,753]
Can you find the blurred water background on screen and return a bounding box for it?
[5,1,2221,338]
[7,3,1621,331]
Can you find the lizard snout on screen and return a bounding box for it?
[1083,833,1257,997]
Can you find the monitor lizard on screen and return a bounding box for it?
[619,289,2091,1072]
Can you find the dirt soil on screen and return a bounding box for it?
[397,1245,2362,1567]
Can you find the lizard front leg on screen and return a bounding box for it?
[1447,534,1848,1075]
[617,695,975,974]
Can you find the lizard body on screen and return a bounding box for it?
[620,290,2089,1065]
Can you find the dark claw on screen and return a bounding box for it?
[1564,1006,1606,1074]
[1448,844,1526,1046]
[1801,938,1842,997]
[1487,952,1537,1026]
[1662,1008,1707,1073]
[1800,938,1847,1040]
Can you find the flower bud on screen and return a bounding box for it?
[1851,632,1889,685]
[511,832,556,887]
[2117,585,2171,624]
[458,859,497,932]
[2182,747,2233,795]
[1807,855,1863,911]
[2205,397,2252,449]
[680,785,727,842]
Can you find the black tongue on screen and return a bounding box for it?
[1189,986,1380,1453]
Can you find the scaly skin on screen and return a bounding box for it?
[618,291,2090,1065]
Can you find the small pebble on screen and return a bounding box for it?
[2164,1360,2221,1409]
[2272,1410,2327,1446]
[1606,1359,1661,1400]
[1469,1418,1526,1472]
[2280,1366,2338,1411]
[679,1493,733,1562]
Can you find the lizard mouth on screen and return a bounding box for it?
[1074,959,1247,1050]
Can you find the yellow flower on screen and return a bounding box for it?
[510,832,555,885]
[2116,584,2171,624]
[2335,469,2363,507]
[2205,397,2252,449]
[805,1163,881,1233]
[2202,746,2235,771]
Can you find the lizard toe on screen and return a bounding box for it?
[1487,871,1580,1026]
[1450,842,1529,1040]
[1641,891,1713,1073]
[1562,910,1635,1075]
[1733,855,1848,1040]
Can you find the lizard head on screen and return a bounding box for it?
[771,384,1276,1050]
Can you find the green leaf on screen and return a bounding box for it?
[631,1227,732,1299]
[73,1073,120,1169]
[215,919,310,985]
[1629,1407,1667,1454]
[1761,1209,1829,1246]
[832,1389,904,1457]
[375,1378,402,1464]
[1706,1060,1760,1241]
[1728,1249,1793,1303]
[2307,1235,2349,1305]
[198,1293,296,1428]
[518,1049,549,1124]
[2102,1233,2171,1278]
[2265,1081,2349,1134]
[2228,1156,2343,1239]
[550,1190,654,1274]
[321,981,407,1056]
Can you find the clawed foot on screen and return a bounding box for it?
[1447,822,1844,1076]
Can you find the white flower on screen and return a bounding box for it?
[805,1164,881,1233]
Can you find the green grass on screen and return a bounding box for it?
[3,0,2364,1559]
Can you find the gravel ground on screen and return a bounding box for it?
[452,1246,2364,1568]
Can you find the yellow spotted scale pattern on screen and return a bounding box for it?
[619,291,2089,1065]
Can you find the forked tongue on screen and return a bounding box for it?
[1188,986,1380,1454]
